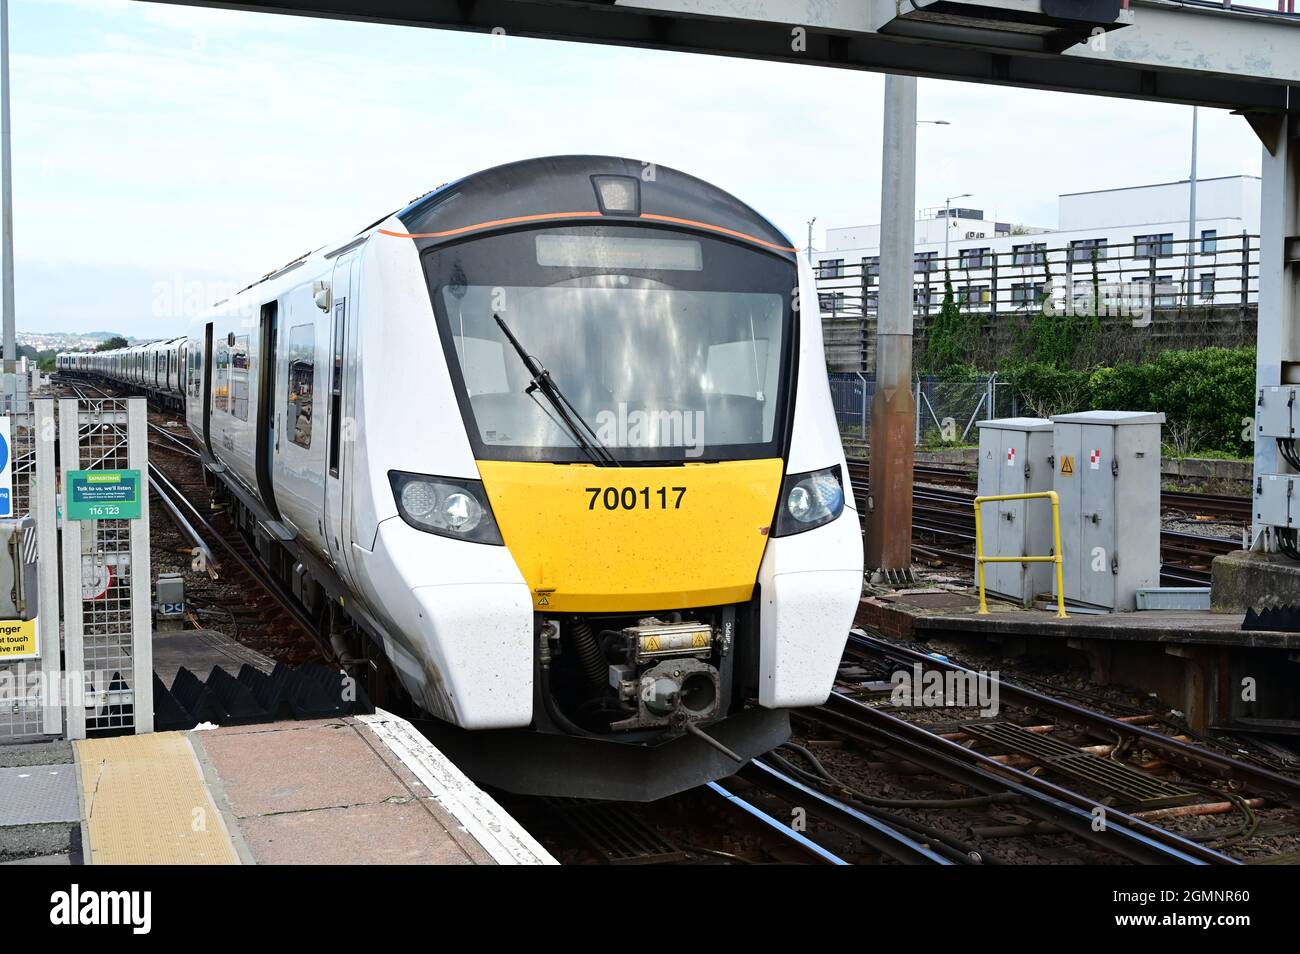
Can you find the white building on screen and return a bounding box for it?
[813,175,1260,322]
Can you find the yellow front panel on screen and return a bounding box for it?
[477,458,784,613]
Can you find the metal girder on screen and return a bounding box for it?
[141,0,1300,110]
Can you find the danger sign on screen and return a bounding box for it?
[1060,455,1076,477]
[1090,449,1101,470]
[0,618,37,660]
[1006,447,1016,466]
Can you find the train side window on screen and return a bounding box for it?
[230,334,250,420]
[286,323,315,449]
[328,299,345,477]
[214,339,231,413]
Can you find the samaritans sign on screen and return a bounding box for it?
[66,469,143,520]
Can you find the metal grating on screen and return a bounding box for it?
[0,763,80,825]
[0,384,42,739]
[962,721,1197,809]
[545,798,689,864]
[60,398,153,738]
[76,402,133,734]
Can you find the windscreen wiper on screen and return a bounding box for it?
[493,314,619,467]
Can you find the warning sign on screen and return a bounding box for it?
[1060,455,1076,477]
[1090,449,1101,470]
[1006,447,1016,467]
[0,618,37,659]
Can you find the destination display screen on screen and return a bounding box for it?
[535,234,703,271]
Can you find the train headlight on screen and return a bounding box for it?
[773,466,845,537]
[389,471,503,545]
[441,492,482,532]
[399,480,439,520]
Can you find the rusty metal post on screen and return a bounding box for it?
[865,74,917,578]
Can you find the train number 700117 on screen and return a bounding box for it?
[586,486,687,511]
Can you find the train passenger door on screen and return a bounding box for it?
[202,322,215,457]
[256,302,282,521]
[324,251,357,567]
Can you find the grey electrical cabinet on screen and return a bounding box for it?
[1258,385,1298,439]
[0,517,37,621]
[976,418,1055,606]
[1052,410,1165,611]
[1256,472,1298,529]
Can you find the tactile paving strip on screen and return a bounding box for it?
[0,764,80,826]
[961,721,1197,809]
[76,732,238,865]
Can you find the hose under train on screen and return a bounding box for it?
[570,619,608,689]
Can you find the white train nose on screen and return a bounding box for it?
[356,516,535,729]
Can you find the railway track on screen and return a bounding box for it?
[845,459,1244,585]
[825,632,1300,863]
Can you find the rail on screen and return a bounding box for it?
[847,631,1300,812]
[973,490,1067,618]
[813,690,1235,865]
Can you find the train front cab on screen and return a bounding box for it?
[360,158,864,798]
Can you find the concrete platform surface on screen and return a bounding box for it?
[858,589,1300,649]
[0,710,555,865]
[193,713,556,865]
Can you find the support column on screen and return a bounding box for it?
[0,0,14,377]
[865,74,917,577]
[1251,111,1300,546]
[34,397,60,736]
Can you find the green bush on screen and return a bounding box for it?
[1001,362,1091,417]
[922,270,981,375]
[1004,347,1254,457]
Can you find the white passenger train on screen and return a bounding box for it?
[60,156,864,798]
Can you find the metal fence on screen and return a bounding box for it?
[831,371,1016,445]
[815,232,1259,327]
[59,397,153,738]
[0,376,45,739]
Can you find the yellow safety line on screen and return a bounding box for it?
[76,733,239,865]
[973,490,1068,619]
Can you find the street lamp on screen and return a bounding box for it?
[943,192,973,266]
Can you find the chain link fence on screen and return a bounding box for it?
[830,372,1017,446]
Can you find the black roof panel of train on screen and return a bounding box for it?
[393,155,793,256]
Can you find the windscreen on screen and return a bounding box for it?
[424,226,796,463]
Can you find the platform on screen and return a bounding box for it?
[857,589,1300,650]
[855,588,1300,735]
[1,709,555,865]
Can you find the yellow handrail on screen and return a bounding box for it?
[972,490,1068,619]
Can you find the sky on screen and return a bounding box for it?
[7,0,1272,339]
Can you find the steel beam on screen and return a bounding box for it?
[140,0,1300,110]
